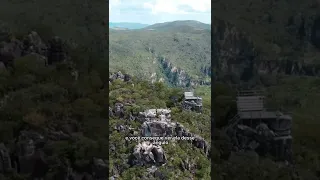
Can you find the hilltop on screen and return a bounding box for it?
[144,20,211,31]
[109,20,211,87]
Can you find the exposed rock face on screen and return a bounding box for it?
[224,91,293,162]
[109,106,113,117]
[213,15,320,82]
[226,120,292,162]
[23,31,47,57]
[113,103,125,118]
[213,18,257,82]
[138,109,171,122]
[131,141,166,166]
[181,158,196,172]
[0,129,108,179]
[110,99,210,178]
[141,121,175,137]
[137,108,210,156]
[159,57,211,86]
[109,71,131,83]
[0,31,68,69]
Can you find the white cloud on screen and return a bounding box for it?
[143,0,211,15]
[109,0,121,15]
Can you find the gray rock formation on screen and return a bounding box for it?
[113,103,124,118]
[132,141,166,166]
[138,108,210,156]
[0,128,111,179]
[0,31,68,69]
[138,108,171,122]
[109,106,113,117]
[109,71,131,83]
[23,31,47,57]
[213,16,320,82]
[0,143,12,173]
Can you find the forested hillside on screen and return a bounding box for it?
[109,20,211,87]
[0,0,109,179]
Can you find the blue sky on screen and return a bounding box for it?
[109,0,211,24]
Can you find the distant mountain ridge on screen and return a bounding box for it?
[144,20,211,31]
[109,22,149,29]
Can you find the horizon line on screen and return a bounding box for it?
[109,20,211,25]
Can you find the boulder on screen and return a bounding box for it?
[23,31,47,56]
[131,141,166,166]
[114,103,124,118]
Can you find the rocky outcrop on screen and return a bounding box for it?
[213,15,320,82]
[0,129,109,179]
[159,57,211,86]
[0,31,68,70]
[109,71,131,83]
[131,141,166,166]
[213,18,258,82]
[0,130,49,176]
[137,108,210,156]
[112,103,125,118]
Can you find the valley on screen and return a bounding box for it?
[109,20,211,87]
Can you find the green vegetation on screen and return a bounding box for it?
[213,0,320,63]
[109,20,211,84]
[212,1,320,178]
[212,76,320,179]
[109,80,211,179]
[0,0,108,179]
[109,21,212,179]
[0,58,109,179]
